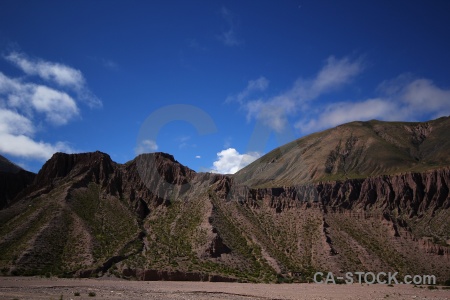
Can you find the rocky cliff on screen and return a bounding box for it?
[0,118,449,283]
[232,167,450,215]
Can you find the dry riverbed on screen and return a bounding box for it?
[0,277,449,300]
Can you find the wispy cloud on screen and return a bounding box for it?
[295,98,396,133]
[382,76,450,116]
[231,55,450,135]
[295,75,450,133]
[135,139,158,155]
[245,96,297,132]
[187,39,207,52]
[211,148,261,174]
[226,76,269,104]
[5,52,84,88]
[5,51,102,108]
[176,135,197,149]
[100,58,118,70]
[233,56,364,132]
[88,56,119,71]
[307,56,364,98]
[218,7,242,47]
[223,137,232,148]
[0,51,100,161]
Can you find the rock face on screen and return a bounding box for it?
[232,168,450,215]
[228,169,450,261]
[33,151,117,189]
[0,117,449,283]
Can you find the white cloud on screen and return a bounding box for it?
[195,155,201,159]
[211,148,261,174]
[295,75,450,133]
[31,85,79,125]
[239,56,364,132]
[0,51,99,161]
[0,72,79,125]
[309,56,364,98]
[0,108,35,136]
[245,96,296,132]
[4,51,102,108]
[0,108,74,160]
[232,57,450,135]
[397,78,450,116]
[0,133,73,161]
[135,139,158,155]
[5,51,84,89]
[295,99,396,133]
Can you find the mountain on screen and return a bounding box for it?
[0,118,449,283]
[234,116,450,187]
[0,155,35,209]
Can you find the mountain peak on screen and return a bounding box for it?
[34,151,115,188]
[235,117,450,188]
[136,152,176,163]
[1,117,449,282]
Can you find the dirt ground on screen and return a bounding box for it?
[0,277,449,300]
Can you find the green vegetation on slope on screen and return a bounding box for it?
[70,183,140,265]
[235,117,450,187]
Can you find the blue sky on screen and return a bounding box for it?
[1,0,450,173]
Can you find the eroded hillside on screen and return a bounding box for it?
[0,118,449,283]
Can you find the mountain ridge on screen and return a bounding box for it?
[234,116,450,188]
[0,117,449,283]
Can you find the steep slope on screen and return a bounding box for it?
[0,152,141,277]
[0,152,277,282]
[0,117,449,283]
[234,116,450,188]
[0,155,35,209]
[225,168,450,280]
